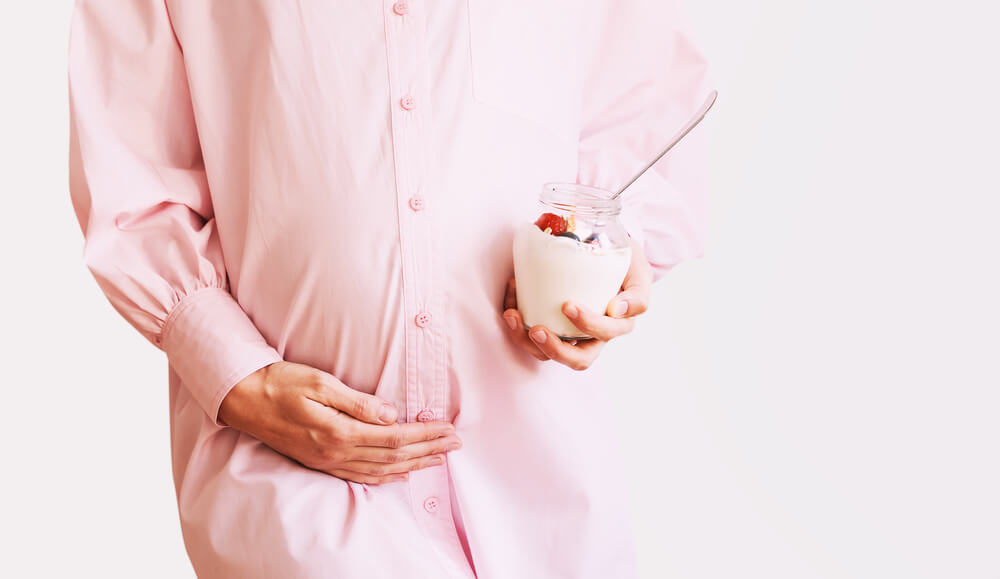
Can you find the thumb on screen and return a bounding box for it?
[608,285,649,318]
[319,378,398,425]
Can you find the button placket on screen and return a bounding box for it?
[408,465,474,577]
[384,0,433,426]
[384,5,471,575]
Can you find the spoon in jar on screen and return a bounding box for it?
[610,89,718,200]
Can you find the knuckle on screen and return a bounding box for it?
[312,440,331,458]
[351,395,373,419]
[332,423,356,444]
[326,431,345,447]
[315,440,337,459]
[324,424,343,443]
[307,371,328,391]
[310,436,334,459]
[387,425,403,449]
[309,445,336,464]
[420,423,439,441]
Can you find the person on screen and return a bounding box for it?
[68,1,709,577]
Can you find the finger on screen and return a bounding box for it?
[354,434,462,463]
[609,285,650,319]
[327,469,410,485]
[502,308,550,361]
[346,419,456,449]
[503,278,518,311]
[337,453,447,477]
[562,301,635,341]
[610,244,654,318]
[311,376,399,426]
[527,325,605,371]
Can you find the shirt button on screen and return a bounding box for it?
[400,95,416,111]
[423,497,440,513]
[416,409,435,422]
[414,312,431,328]
[408,196,425,212]
[392,2,410,16]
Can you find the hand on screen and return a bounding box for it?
[218,361,461,484]
[501,238,653,371]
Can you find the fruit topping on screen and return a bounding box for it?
[535,213,567,236]
[556,231,580,241]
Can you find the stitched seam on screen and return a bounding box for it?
[159,286,228,348]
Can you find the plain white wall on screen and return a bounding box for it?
[1,1,997,578]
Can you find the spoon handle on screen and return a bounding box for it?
[611,90,718,200]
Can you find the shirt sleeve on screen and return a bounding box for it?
[68,1,282,423]
[576,0,712,281]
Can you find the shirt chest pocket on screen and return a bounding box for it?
[466,0,584,141]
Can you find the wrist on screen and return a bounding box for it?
[218,362,274,428]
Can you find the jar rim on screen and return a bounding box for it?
[540,182,621,216]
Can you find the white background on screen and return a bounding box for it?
[1,1,998,578]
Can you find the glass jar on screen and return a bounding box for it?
[512,183,632,339]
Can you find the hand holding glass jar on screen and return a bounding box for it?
[502,183,653,370]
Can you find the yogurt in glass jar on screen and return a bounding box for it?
[512,183,632,339]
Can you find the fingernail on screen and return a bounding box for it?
[504,315,518,331]
[564,304,579,319]
[612,300,629,318]
[530,329,547,344]
[378,404,397,424]
[393,474,409,482]
[446,441,462,451]
[432,455,445,465]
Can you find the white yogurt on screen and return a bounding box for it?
[512,223,632,338]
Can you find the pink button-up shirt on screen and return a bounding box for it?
[68,1,709,577]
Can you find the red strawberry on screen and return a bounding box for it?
[534,212,567,235]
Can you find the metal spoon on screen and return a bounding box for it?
[611,90,718,199]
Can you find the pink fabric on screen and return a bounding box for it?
[68,1,709,577]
